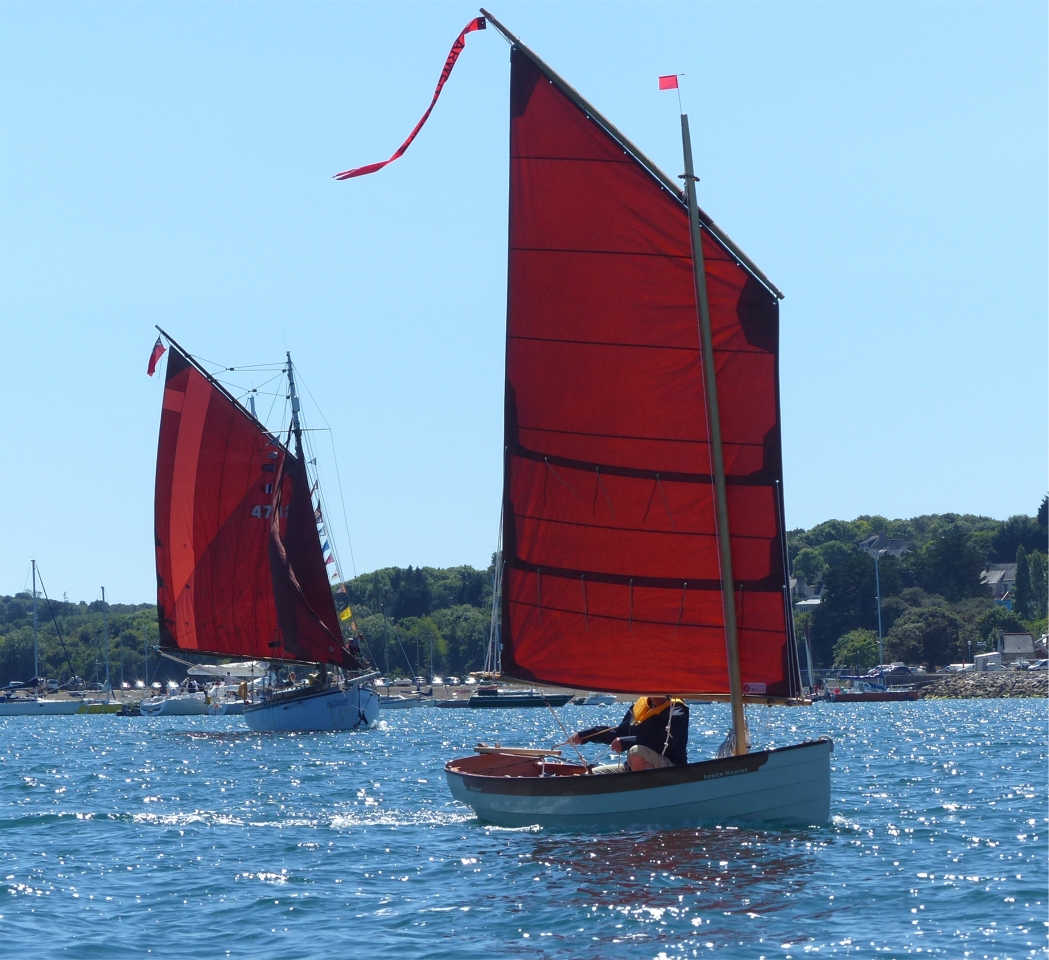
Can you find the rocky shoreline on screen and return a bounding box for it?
[918,672,1048,699]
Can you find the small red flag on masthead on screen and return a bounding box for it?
[658,75,679,90]
[147,336,166,377]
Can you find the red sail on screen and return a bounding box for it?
[155,346,357,668]
[268,445,360,669]
[500,48,799,698]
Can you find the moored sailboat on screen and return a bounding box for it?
[152,331,379,732]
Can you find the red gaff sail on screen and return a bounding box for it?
[155,346,358,669]
[500,48,799,698]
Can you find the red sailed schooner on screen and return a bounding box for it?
[438,12,831,827]
[153,331,379,731]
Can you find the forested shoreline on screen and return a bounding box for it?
[792,498,1048,670]
[1,501,1045,687]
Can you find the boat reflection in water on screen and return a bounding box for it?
[527,826,820,900]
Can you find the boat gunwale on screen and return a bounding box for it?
[446,738,832,797]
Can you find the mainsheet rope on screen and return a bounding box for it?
[333,17,486,180]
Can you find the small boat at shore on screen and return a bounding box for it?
[140,691,209,716]
[0,696,83,716]
[571,693,617,706]
[467,686,573,709]
[379,694,433,709]
[823,678,919,702]
[0,696,121,716]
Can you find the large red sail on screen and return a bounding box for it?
[155,346,358,669]
[500,48,799,698]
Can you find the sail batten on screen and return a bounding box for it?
[499,47,799,700]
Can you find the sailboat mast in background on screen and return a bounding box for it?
[31,559,38,682]
[680,113,747,756]
[102,586,110,696]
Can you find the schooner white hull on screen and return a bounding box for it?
[446,738,832,830]
[243,683,379,732]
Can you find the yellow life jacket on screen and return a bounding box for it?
[631,696,683,725]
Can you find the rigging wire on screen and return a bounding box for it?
[295,370,359,580]
[34,568,78,682]
[543,699,590,766]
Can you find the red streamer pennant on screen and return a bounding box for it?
[334,17,486,180]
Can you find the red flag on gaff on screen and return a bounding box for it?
[334,17,486,180]
[147,337,166,376]
[658,75,679,90]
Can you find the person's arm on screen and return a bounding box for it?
[571,709,631,746]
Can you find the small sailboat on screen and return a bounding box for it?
[437,12,830,827]
[152,331,379,732]
[0,564,119,716]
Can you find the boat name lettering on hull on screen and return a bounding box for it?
[700,766,749,781]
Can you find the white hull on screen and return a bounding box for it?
[0,698,84,716]
[572,694,617,706]
[446,738,832,829]
[379,695,431,709]
[140,693,209,716]
[243,684,379,732]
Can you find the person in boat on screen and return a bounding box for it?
[568,696,689,774]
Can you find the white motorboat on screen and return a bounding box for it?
[140,692,209,716]
[379,693,432,709]
[0,697,83,717]
[571,693,618,706]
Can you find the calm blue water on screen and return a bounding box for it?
[0,699,1044,959]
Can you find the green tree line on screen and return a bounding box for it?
[0,563,498,687]
[6,499,1043,685]
[792,497,1048,672]
[0,595,181,688]
[337,563,495,679]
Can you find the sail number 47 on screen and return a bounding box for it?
[251,505,289,519]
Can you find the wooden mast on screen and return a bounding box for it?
[680,114,747,756]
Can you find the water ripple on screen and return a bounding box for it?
[0,701,1043,958]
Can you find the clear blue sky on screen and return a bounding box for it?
[2,2,1045,604]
